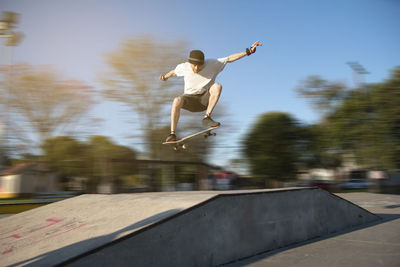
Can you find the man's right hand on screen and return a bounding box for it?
[160,70,176,81]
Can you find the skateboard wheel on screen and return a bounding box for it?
[182,144,187,149]
[173,145,179,151]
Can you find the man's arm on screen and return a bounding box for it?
[227,40,262,63]
[160,70,176,81]
[227,51,248,63]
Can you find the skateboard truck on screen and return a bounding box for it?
[204,131,217,138]
[174,143,187,151]
[162,126,219,150]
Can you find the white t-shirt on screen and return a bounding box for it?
[174,57,228,95]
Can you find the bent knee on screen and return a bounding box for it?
[173,96,184,107]
[211,83,222,94]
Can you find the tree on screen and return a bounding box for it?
[0,64,95,153]
[297,124,342,170]
[42,135,138,190]
[296,75,347,114]
[243,112,301,184]
[297,67,400,171]
[326,67,400,170]
[100,36,189,156]
[42,136,88,178]
[86,136,137,182]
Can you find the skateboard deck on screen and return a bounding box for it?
[162,126,219,150]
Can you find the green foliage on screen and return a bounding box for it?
[86,136,137,180]
[42,136,138,186]
[243,112,300,182]
[240,67,400,185]
[297,66,400,171]
[298,124,343,170]
[296,75,347,113]
[42,136,87,178]
[326,67,400,170]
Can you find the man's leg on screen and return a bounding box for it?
[205,82,222,116]
[171,96,184,134]
[202,83,222,127]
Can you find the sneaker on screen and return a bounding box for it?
[165,133,177,142]
[202,115,220,127]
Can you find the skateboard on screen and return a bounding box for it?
[162,126,219,150]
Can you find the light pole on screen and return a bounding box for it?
[346,61,370,88]
[0,11,24,169]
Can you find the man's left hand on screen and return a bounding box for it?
[250,41,263,54]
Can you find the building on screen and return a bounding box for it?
[0,163,59,198]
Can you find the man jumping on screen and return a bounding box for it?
[160,40,262,142]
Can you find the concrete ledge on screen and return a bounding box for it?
[67,188,379,266]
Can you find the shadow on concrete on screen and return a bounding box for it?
[9,209,182,267]
[222,213,400,267]
[384,204,400,209]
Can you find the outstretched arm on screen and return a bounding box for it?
[160,70,176,81]
[227,41,263,63]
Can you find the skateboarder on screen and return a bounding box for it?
[160,41,262,142]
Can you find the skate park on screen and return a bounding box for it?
[1,1,400,266]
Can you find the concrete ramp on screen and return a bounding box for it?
[0,188,379,266]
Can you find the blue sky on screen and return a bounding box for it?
[1,0,399,167]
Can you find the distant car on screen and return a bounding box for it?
[213,172,235,190]
[310,179,336,191]
[341,179,372,189]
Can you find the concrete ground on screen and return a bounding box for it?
[224,192,400,267]
[0,214,12,219]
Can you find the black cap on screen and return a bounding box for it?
[188,50,205,65]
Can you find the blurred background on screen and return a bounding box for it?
[0,0,399,206]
